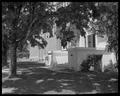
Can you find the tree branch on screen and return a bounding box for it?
[22,17,37,49]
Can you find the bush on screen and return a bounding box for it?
[81,54,102,72]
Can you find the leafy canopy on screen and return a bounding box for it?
[2,2,54,50]
[53,2,98,48]
[90,2,118,54]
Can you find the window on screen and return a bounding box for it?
[88,34,96,48]
[93,34,96,48]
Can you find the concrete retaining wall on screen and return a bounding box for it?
[68,47,105,71]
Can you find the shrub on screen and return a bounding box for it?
[81,54,102,72]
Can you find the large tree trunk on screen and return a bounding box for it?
[9,43,17,77]
[2,48,7,67]
[2,36,8,67]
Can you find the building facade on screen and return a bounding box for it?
[29,23,107,62]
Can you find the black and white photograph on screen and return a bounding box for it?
[2,2,118,94]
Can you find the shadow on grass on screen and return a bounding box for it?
[2,62,118,94]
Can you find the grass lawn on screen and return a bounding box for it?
[2,61,118,94]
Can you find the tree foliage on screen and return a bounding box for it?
[2,2,54,76]
[53,2,98,48]
[2,2,54,50]
[90,2,118,61]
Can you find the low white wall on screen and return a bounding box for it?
[29,56,39,61]
[68,47,105,71]
[46,50,68,70]
[45,48,117,72]
[68,47,117,72]
[102,52,117,72]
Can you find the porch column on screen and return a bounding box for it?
[95,34,98,48]
[86,35,88,47]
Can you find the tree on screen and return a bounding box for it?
[2,2,54,77]
[2,23,8,67]
[53,2,118,63]
[90,2,118,63]
[53,2,98,48]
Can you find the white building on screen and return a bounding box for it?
[29,24,62,62]
[29,23,107,62]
